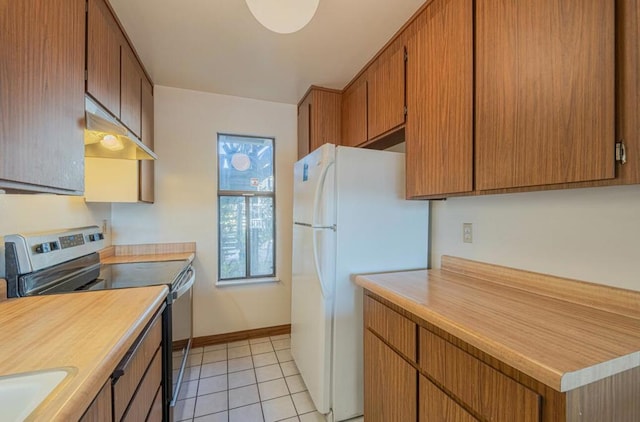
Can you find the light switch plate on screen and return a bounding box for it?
[463,223,473,243]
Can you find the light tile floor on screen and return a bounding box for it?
[173,334,329,422]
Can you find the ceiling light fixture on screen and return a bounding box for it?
[245,0,319,34]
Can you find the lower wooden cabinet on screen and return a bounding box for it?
[420,375,477,422]
[420,328,540,422]
[80,381,112,421]
[114,307,164,421]
[363,291,640,422]
[364,329,416,422]
[81,304,165,421]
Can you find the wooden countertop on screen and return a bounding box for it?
[355,256,640,393]
[0,286,168,421]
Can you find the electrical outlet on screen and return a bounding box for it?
[102,219,109,235]
[463,223,473,243]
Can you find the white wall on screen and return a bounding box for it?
[0,195,111,277]
[430,184,640,291]
[111,86,297,337]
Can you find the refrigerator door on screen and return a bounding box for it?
[291,144,336,415]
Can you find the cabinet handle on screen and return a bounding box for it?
[112,303,166,382]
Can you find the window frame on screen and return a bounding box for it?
[216,133,277,284]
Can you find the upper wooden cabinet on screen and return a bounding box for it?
[140,78,155,203]
[297,87,341,159]
[0,0,86,194]
[341,76,368,147]
[121,45,143,137]
[367,45,406,141]
[87,0,121,116]
[406,0,473,199]
[475,0,616,190]
[297,94,312,159]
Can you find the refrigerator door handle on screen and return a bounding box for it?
[294,221,337,231]
[312,228,328,298]
[311,160,335,299]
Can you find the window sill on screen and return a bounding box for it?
[216,277,280,287]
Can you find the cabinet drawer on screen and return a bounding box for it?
[123,348,162,422]
[146,385,163,422]
[80,381,112,421]
[364,295,415,360]
[113,312,162,421]
[419,328,540,422]
[420,375,478,422]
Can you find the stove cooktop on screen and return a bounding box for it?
[89,260,190,290]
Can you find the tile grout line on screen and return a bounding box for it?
[251,339,268,422]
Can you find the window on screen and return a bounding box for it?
[217,134,275,283]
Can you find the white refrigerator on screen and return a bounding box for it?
[291,144,429,421]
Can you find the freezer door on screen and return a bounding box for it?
[293,143,336,225]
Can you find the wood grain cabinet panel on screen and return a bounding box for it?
[297,95,311,159]
[80,381,112,422]
[122,348,162,422]
[146,386,164,422]
[364,295,415,360]
[420,375,478,422]
[113,315,162,421]
[367,47,406,140]
[420,328,541,422]
[140,78,155,203]
[87,0,121,116]
[120,45,142,137]
[406,0,473,198]
[310,90,342,152]
[297,88,341,158]
[0,0,85,194]
[475,0,615,190]
[364,329,416,422]
[341,78,368,147]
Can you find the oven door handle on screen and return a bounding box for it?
[173,268,195,300]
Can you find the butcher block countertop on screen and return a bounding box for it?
[355,256,640,393]
[99,242,195,264]
[0,286,168,421]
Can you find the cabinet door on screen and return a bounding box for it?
[121,46,142,137]
[367,47,405,140]
[310,90,341,152]
[140,78,154,203]
[0,0,85,194]
[87,0,121,116]
[475,0,615,190]
[406,0,473,198]
[420,375,478,422]
[341,78,368,147]
[80,381,112,421]
[364,329,416,422]
[297,96,311,159]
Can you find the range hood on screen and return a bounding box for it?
[84,97,157,160]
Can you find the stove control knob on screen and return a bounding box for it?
[89,234,96,242]
[49,242,59,251]
[35,243,51,253]
[98,233,104,240]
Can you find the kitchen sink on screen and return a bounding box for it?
[0,368,72,421]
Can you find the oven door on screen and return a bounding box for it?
[170,266,195,406]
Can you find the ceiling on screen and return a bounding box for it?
[108,0,425,105]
